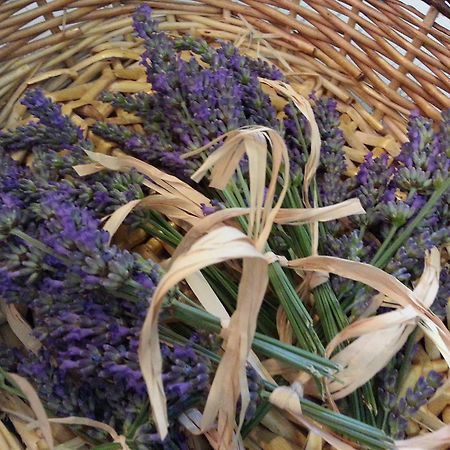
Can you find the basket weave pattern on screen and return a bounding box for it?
[0,1,449,131]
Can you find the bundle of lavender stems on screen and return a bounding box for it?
[0,4,448,449]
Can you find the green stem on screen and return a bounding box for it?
[240,400,272,438]
[380,408,390,434]
[370,224,399,266]
[374,177,450,269]
[169,299,337,377]
[162,321,391,448]
[396,327,419,390]
[91,445,121,450]
[224,178,324,355]
[11,229,71,265]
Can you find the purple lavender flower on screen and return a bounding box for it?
[388,371,443,439]
[0,89,84,155]
[94,6,282,180]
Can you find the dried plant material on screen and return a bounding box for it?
[424,335,441,361]
[261,409,307,445]
[202,259,268,448]
[283,249,448,398]
[185,271,273,383]
[113,66,146,80]
[269,384,303,418]
[75,151,208,216]
[188,126,290,250]
[395,423,450,449]
[179,409,224,450]
[54,437,86,449]
[138,225,267,439]
[0,419,22,450]
[102,192,210,246]
[113,225,147,250]
[71,49,141,72]
[80,126,372,444]
[422,359,448,374]
[27,69,78,85]
[109,80,152,93]
[7,373,54,450]
[269,386,356,450]
[414,406,445,431]
[328,312,414,398]
[185,271,229,321]
[399,365,423,398]
[258,79,320,208]
[0,303,41,354]
[48,417,130,450]
[276,306,293,344]
[262,359,298,380]
[258,78,322,258]
[102,199,142,244]
[1,401,41,450]
[266,436,297,450]
[274,198,365,225]
[305,432,322,450]
[442,406,450,424]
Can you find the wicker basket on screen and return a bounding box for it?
[0,0,449,145]
[0,1,449,449]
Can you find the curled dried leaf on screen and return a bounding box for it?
[75,151,209,215]
[138,225,267,439]
[284,249,447,398]
[274,198,365,225]
[259,78,321,255]
[188,126,290,251]
[48,417,130,450]
[7,374,53,450]
[1,303,41,354]
[395,422,450,449]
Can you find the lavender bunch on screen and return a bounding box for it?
[92,4,282,181]
[0,90,147,220]
[1,4,444,447]
[0,90,84,154]
[3,344,206,449]
[0,155,203,447]
[317,110,450,317]
[378,366,443,439]
[0,101,267,446]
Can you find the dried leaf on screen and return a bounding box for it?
[102,199,142,244]
[269,384,303,418]
[258,79,320,207]
[258,79,321,255]
[138,225,266,439]
[7,373,53,450]
[189,126,290,251]
[0,419,22,450]
[178,409,244,450]
[274,198,365,225]
[185,272,274,384]
[328,320,414,398]
[75,151,209,215]
[48,417,130,450]
[186,272,229,321]
[395,422,450,449]
[277,306,294,345]
[287,249,446,398]
[201,258,268,448]
[1,303,41,354]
